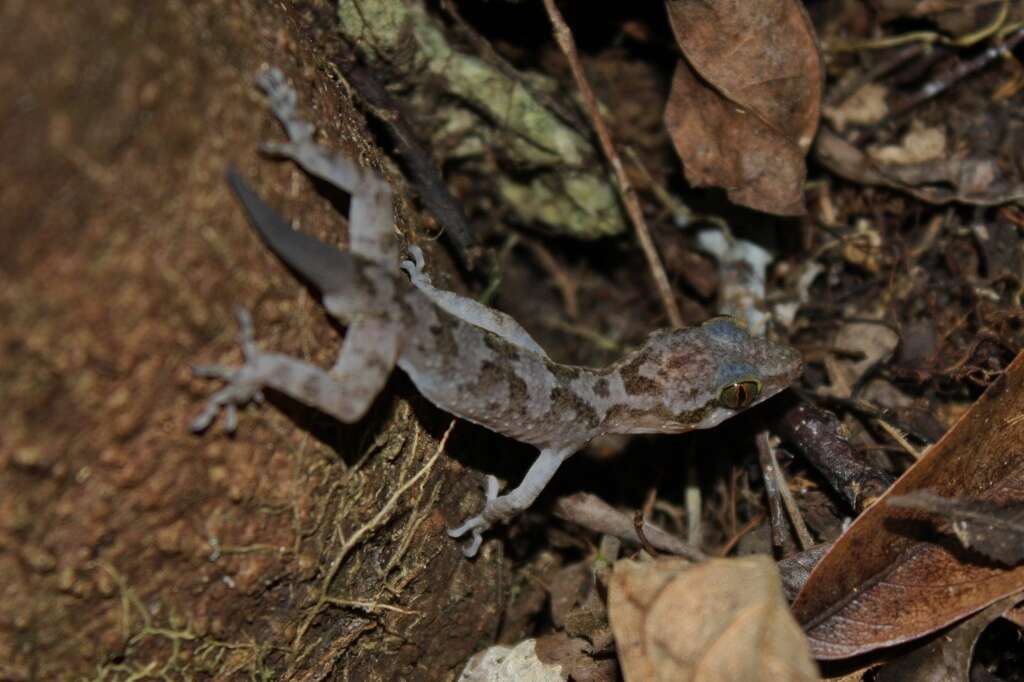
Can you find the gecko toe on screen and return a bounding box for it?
[190,310,270,433]
[448,512,491,557]
[190,408,218,433]
[408,244,426,270]
[462,532,483,558]
[484,475,500,502]
[192,364,234,380]
[448,515,484,538]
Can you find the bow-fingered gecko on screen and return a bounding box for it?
[192,68,802,557]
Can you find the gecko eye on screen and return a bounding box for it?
[717,379,762,409]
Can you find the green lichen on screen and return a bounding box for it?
[338,0,625,238]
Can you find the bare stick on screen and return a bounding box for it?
[756,430,789,551]
[542,0,684,328]
[553,492,706,561]
[757,430,815,552]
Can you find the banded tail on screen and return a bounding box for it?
[226,169,354,294]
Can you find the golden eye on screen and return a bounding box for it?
[718,379,762,409]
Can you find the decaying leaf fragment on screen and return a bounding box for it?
[793,350,1024,659]
[608,556,819,681]
[458,639,567,682]
[888,490,1024,566]
[663,0,823,216]
[816,126,1024,206]
[872,0,1023,36]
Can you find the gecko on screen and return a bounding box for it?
[191,68,803,557]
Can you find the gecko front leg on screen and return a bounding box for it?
[400,246,548,357]
[448,446,575,557]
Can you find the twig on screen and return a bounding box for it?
[826,0,1015,53]
[756,430,789,552]
[717,512,766,557]
[774,401,896,513]
[520,236,579,319]
[553,492,706,561]
[541,0,684,328]
[623,146,695,227]
[633,510,660,558]
[764,432,815,551]
[869,26,1024,133]
[874,418,922,460]
[321,597,420,616]
[329,56,482,269]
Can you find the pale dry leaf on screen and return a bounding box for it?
[868,122,947,166]
[816,127,1024,205]
[608,556,819,681]
[822,321,900,399]
[459,639,566,682]
[823,83,890,132]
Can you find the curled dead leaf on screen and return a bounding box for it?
[663,0,823,216]
[793,350,1024,659]
[608,556,819,681]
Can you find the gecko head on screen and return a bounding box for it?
[621,316,802,432]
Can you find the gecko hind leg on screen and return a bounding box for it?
[254,67,397,266]
[191,307,401,433]
[448,447,575,557]
[190,308,267,433]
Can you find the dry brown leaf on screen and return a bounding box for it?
[874,593,1022,682]
[608,556,819,681]
[663,0,823,216]
[792,350,1024,660]
[816,126,1024,206]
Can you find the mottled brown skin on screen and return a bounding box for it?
[192,68,803,557]
[396,289,801,452]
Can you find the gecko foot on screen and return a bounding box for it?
[447,475,501,558]
[399,245,429,284]
[190,307,267,434]
[254,67,314,145]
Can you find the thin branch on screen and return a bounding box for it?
[329,56,482,269]
[553,492,706,561]
[541,0,684,328]
[756,430,789,551]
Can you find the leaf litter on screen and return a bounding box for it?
[12,0,1024,680]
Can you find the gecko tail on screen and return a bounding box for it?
[226,168,354,295]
